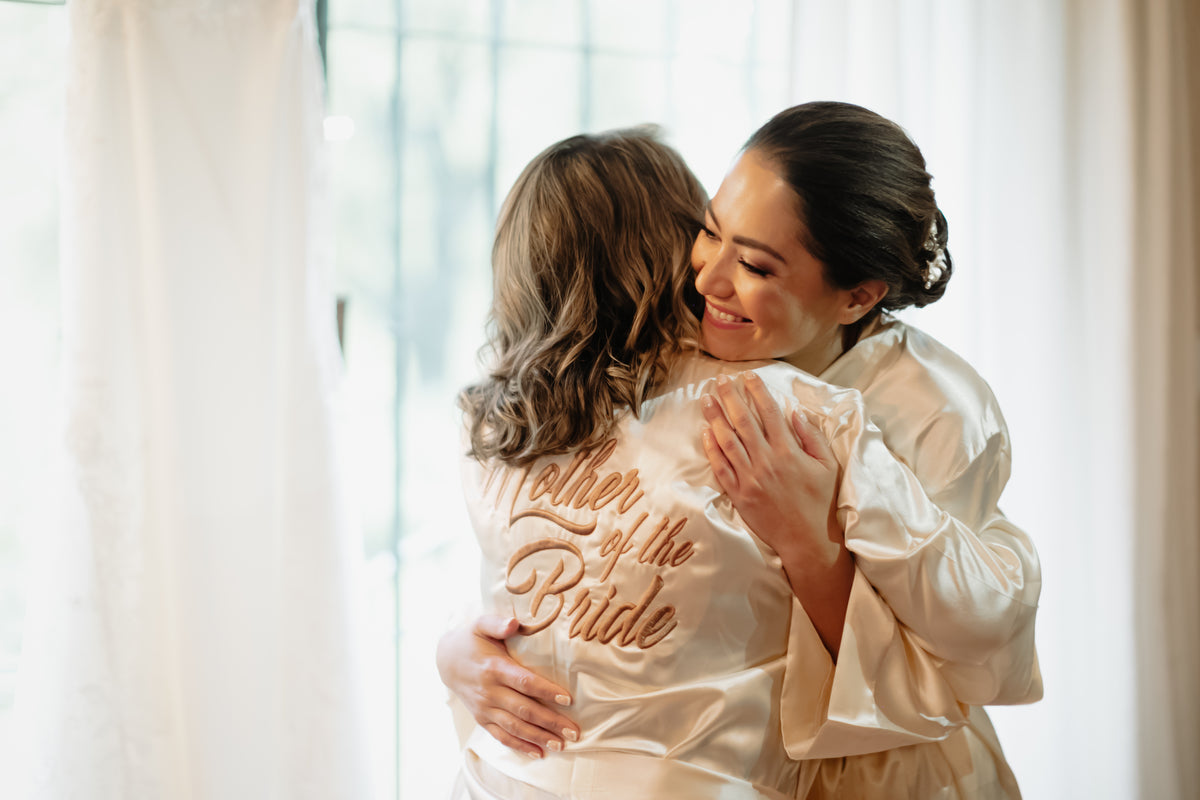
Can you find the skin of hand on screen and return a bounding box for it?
[435,613,581,758]
[700,371,855,658]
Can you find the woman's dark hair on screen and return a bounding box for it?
[745,101,952,342]
[460,127,706,466]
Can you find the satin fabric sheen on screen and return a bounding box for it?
[458,317,1041,799]
[794,318,1040,798]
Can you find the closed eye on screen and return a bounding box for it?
[740,259,770,277]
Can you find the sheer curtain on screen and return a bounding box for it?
[12,1,372,798]
[787,1,1198,798]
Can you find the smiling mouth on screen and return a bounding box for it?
[705,301,750,324]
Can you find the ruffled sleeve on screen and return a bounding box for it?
[778,376,1041,760]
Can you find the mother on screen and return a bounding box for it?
[442,102,1041,798]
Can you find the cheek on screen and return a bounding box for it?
[773,280,821,327]
[761,293,810,341]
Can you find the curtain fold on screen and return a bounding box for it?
[13,1,372,797]
[1131,1,1200,798]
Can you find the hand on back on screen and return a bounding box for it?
[436,614,580,758]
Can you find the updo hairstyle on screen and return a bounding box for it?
[745,101,952,340]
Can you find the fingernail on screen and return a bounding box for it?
[701,395,714,410]
[547,740,562,752]
[563,728,579,742]
[717,374,730,386]
[555,694,572,707]
[746,371,762,384]
[526,748,543,759]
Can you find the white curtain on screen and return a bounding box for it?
[12,1,372,798]
[787,1,1198,798]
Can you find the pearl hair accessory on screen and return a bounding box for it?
[923,217,946,290]
[924,250,947,290]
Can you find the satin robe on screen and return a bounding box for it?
[458,317,1041,799]
[793,317,1042,798]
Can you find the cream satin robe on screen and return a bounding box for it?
[458,317,1041,799]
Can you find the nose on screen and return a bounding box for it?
[693,235,732,298]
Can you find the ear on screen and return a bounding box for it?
[838,279,888,325]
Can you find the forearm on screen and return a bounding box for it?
[776,516,854,659]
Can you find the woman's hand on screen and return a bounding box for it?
[700,371,854,657]
[700,372,840,559]
[435,614,580,758]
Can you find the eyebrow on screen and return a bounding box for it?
[706,203,788,264]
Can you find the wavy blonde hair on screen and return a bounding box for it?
[461,127,706,465]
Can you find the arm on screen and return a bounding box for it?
[435,614,580,758]
[832,403,1040,678]
[701,370,1040,757]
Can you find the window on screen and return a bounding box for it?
[324,1,796,795]
[0,3,66,789]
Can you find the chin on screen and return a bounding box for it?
[700,326,780,364]
[699,340,750,364]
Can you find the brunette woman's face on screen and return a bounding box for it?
[691,149,864,375]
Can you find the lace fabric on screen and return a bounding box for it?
[13,1,372,797]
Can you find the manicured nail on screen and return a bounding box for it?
[701,394,715,411]
[717,374,730,386]
[547,740,562,752]
[555,694,572,707]
[746,371,762,384]
[526,748,543,759]
[563,728,579,742]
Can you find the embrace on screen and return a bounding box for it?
[440,101,1042,800]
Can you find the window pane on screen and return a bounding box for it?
[502,0,583,47]
[330,0,397,30]
[0,3,66,794]
[404,0,492,39]
[495,47,584,193]
[589,54,670,130]
[588,0,669,54]
[326,27,401,558]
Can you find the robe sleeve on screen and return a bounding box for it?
[780,389,1042,760]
